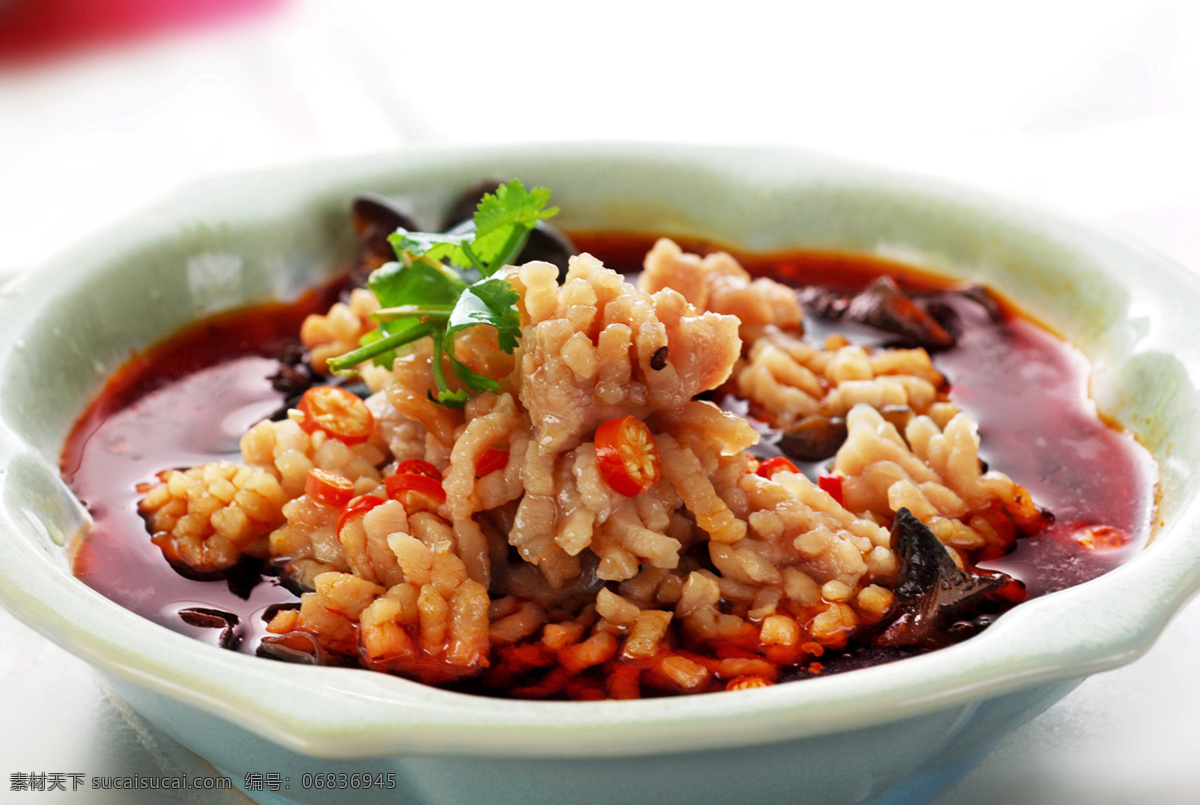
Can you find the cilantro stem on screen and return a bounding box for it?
[327,179,557,404]
[459,242,487,273]
[326,320,437,375]
[372,306,452,322]
[488,227,532,276]
[429,328,453,397]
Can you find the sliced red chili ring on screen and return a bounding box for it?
[992,578,1028,605]
[818,473,844,506]
[385,472,447,505]
[594,416,661,497]
[395,458,442,480]
[335,494,386,535]
[296,385,373,444]
[756,456,800,479]
[726,675,775,691]
[305,468,356,508]
[475,446,510,477]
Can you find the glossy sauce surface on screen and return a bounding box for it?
[64,238,1157,682]
[579,234,1156,594]
[65,290,338,652]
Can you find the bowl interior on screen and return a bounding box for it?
[2,143,1200,758]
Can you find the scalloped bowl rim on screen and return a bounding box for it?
[1,142,1198,760]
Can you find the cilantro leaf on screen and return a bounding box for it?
[368,259,466,309]
[326,179,561,405]
[389,181,559,275]
[448,353,501,394]
[445,277,521,354]
[469,181,559,273]
[334,260,465,372]
[474,182,557,236]
[388,230,478,271]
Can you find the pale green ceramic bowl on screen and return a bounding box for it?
[2,144,1199,805]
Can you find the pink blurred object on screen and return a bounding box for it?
[0,0,286,66]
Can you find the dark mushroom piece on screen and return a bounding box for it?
[796,285,851,320]
[921,284,1006,341]
[845,276,956,351]
[875,508,1017,649]
[257,631,323,665]
[177,606,241,650]
[224,554,270,601]
[444,180,577,282]
[348,192,419,289]
[778,414,847,462]
[796,278,955,351]
[268,342,314,397]
[352,191,417,237]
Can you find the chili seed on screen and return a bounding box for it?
[650,346,669,370]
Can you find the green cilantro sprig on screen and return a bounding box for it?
[326,180,558,407]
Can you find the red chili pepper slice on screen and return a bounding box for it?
[335,494,386,535]
[992,578,1028,605]
[385,472,447,506]
[395,458,442,480]
[475,446,510,477]
[305,468,356,508]
[296,386,373,445]
[756,456,800,479]
[726,675,775,691]
[594,416,661,497]
[818,473,844,506]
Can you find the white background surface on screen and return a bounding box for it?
[3,2,1200,802]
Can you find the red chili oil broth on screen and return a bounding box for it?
[572,233,1156,594]
[62,237,1157,693]
[65,287,340,651]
